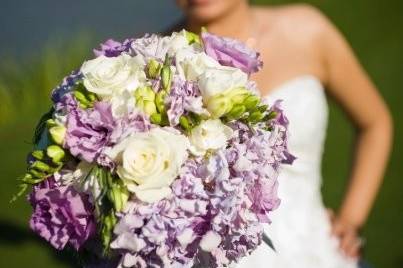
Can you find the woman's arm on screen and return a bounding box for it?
[310,6,393,257]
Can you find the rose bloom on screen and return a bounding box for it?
[197,66,248,101]
[81,54,147,98]
[105,128,189,203]
[175,51,219,81]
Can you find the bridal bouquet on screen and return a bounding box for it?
[17,30,294,267]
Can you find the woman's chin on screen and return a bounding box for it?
[186,8,224,23]
[181,0,231,23]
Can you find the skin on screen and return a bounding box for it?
[176,0,393,260]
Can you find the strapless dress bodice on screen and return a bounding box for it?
[236,75,358,268]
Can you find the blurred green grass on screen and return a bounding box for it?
[0,1,402,267]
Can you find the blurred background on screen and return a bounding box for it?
[0,0,402,267]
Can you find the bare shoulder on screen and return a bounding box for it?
[251,4,341,84]
[252,4,333,41]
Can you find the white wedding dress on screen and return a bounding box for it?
[237,75,358,268]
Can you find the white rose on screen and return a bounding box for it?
[176,52,220,81]
[81,54,147,98]
[105,128,189,203]
[189,119,233,156]
[109,90,136,117]
[166,30,191,56]
[198,66,248,101]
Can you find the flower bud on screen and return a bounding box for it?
[161,66,172,91]
[29,169,46,179]
[136,100,157,116]
[248,111,264,123]
[227,104,246,119]
[206,95,233,119]
[185,30,201,44]
[244,95,260,110]
[49,125,66,145]
[143,100,157,116]
[31,150,44,160]
[46,145,65,164]
[73,90,92,108]
[228,87,250,104]
[86,91,97,102]
[31,161,51,172]
[150,113,162,125]
[22,173,44,184]
[267,111,277,120]
[46,119,57,128]
[146,59,162,79]
[257,104,269,113]
[135,86,155,102]
[155,90,168,113]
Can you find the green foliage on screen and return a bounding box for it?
[87,166,128,255]
[0,34,93,127]
[73,83,98,109]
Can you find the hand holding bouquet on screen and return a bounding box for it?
[17,30,294,267]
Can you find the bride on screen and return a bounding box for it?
[172,0,393,267]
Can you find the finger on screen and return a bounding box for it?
[347,238,363,259]
[339,232,357,257]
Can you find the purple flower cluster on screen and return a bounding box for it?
[110,105,292,267]
[29,178,95,250]
[51,70,82,103]
[94,39,134,58]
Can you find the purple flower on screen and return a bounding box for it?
[29,178,95,250]
[94,39,134,57]
[130,34,168,61]
[51,71,82,103]
[249,179,281,223]
[201,32,263,75]
[166,77,203,126]
[64,97,115,163]
[268,100,297,165]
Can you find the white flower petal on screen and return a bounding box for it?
[200,231,222,252]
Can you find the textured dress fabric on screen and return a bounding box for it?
[237,76,358,268]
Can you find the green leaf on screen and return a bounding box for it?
[10,183,29,204]
[101,210,117,255]
[33,108,54,145]
[150,113,162,125]
[179,115,191,131]
[262,233,276,251]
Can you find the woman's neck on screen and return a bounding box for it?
[185,2,253,41]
